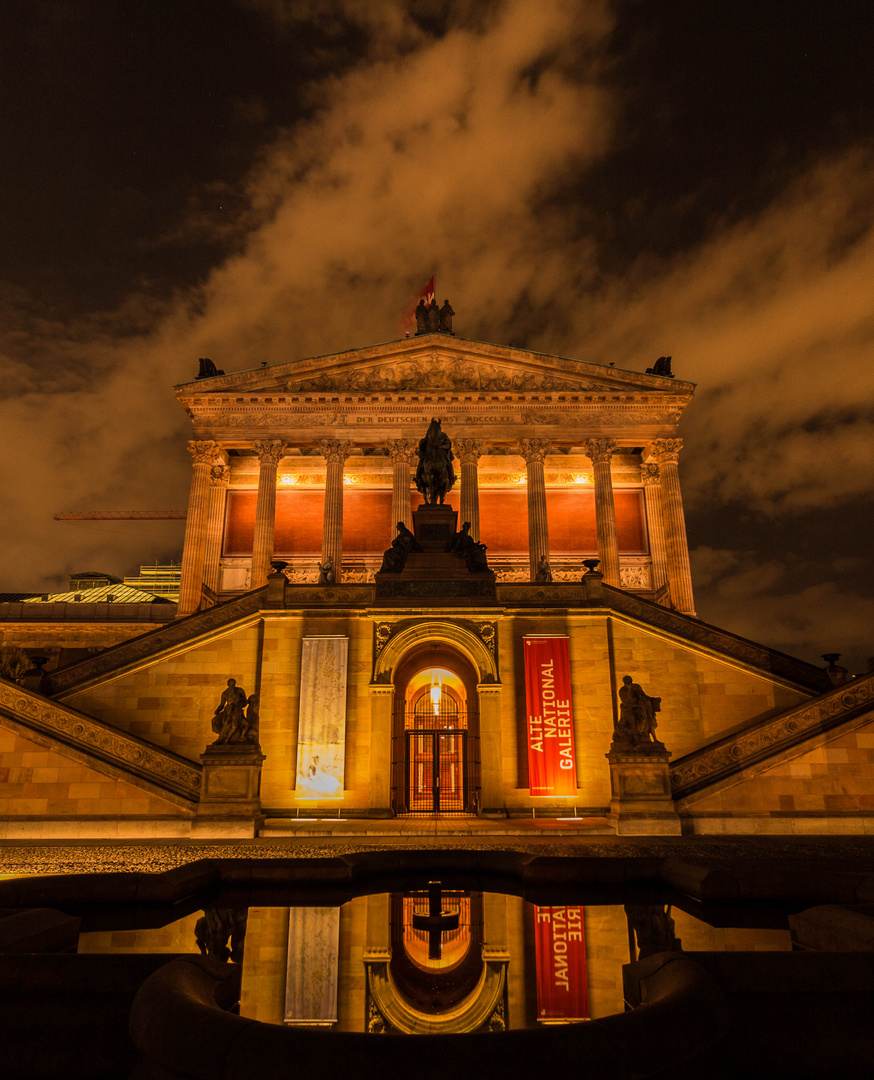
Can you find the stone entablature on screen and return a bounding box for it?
[176,337,693,447]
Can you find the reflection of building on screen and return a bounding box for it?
[2,320,874,1061]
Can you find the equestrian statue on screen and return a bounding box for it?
[415,418,456,505]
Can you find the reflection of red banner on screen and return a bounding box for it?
[534,906,588,1021]
[524,636,576,796]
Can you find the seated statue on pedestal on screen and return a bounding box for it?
[211,679,260,745]
[446,521,490,573]
[614,675,664,749]
[379,521,423,573]
[535,555,553,583]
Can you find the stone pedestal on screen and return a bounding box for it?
[193,743,265,838]
[606,746,682,835]
[374,503,496,599]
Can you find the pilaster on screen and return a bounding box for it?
[320,440,353,582]
[520,439,550,581]
[649,439,695,616]
[478,682,504,815]
[368,684,394,816]
[455,439,484,542]
[585,438,620,587]
[178,440,221,617]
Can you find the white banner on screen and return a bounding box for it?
[295,636,348,798]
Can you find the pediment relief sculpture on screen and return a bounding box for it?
[278,358,603,394]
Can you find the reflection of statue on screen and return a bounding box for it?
[379,521,423,573]
[447,521,490,573]
[625,904,681,960]
[415,419,456,505]
[212,679,249,744]
[415,299,428,334]
[534,555,553,583]
[427,298,440,331]
[318,555,335,584]
[439,300,455,333]
[195,907,248,964]
[615,675,662,748]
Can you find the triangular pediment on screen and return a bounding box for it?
[176,336,694,400]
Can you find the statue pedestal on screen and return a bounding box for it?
[193,742,265,838]
[606,746,682,835]
[374,503,496,599]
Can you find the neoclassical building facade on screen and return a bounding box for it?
[0,329,872,838]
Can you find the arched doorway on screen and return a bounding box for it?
[391,644,481,816]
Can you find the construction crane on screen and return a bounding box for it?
[53,511,187,520]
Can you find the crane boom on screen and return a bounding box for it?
[53,511,187,521]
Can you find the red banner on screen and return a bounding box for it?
[524,636,577,796]
[534,906,588,1021]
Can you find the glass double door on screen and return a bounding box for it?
[406,728,468,814]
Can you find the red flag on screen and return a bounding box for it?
[399,276,435,336]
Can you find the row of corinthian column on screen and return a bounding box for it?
[177,438,695,619]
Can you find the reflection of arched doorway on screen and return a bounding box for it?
[389,890,485,1010]
[391,645,480,816]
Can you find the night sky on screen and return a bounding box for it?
[3,1,873,671]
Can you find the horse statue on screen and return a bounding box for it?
[415,419,456,505]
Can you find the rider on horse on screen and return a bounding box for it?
[415,418,456,505]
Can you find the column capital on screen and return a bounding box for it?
[253,439,286,466]
[584,438,617,464]
[187,440,221,465]
[209,464,231,487]
[384,438,417,465]
[640,462,660,486]
[454,438,485,464]
[320,439,353,464]
[519,438,550,465]
[649,438,683,465]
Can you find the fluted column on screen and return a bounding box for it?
[202,458,230,595]
[520,439,551,581]
[640,463,668,594]
[385,439,417,535]
[251,440,285,588]
[585,438,620,587]
[650,439,696,616]
[321,440,353,581]
[455,439,484,541]
[178,440,221,617]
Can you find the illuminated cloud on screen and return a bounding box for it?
[1,1,871,667]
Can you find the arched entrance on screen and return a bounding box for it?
[390,644,481,816]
